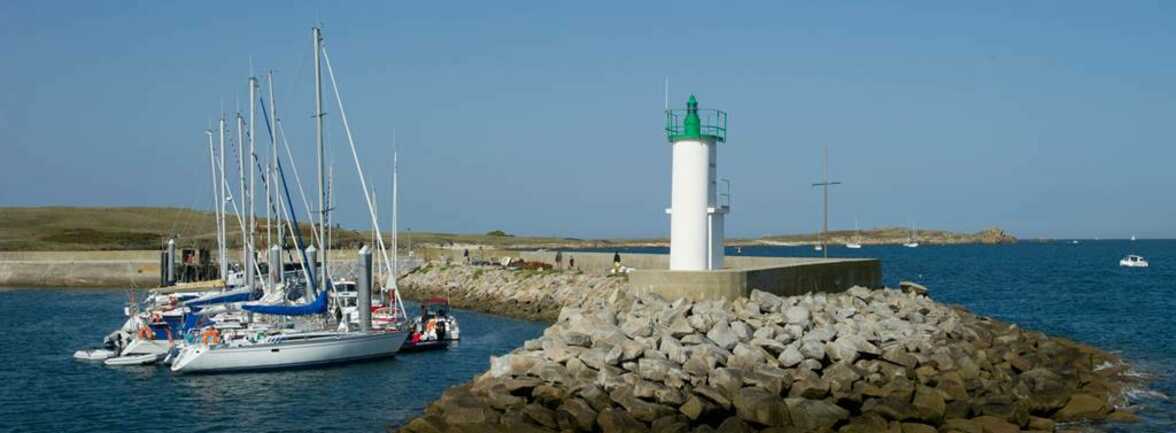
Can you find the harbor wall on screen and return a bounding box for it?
[0,251,160,288]
[0,249,385,288]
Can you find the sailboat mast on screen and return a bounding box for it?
[206,129,220,280]
[237,112,246,269]
[822,145,828,256]
[267,72,277,255]
[313,26,327,293]
[390,134,399,303]
[268,72,283,258]
[218,115,228,279]
[248,76,258,290]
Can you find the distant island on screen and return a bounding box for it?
[0,207,1016,251]
[757,226,1017,246]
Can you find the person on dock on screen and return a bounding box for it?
[463,249,470,264]
[555,251,563,269]
[569,256,575,270]
[612,252,622,274]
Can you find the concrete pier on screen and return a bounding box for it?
[518,251,880,301]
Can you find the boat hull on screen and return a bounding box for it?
[170,331,407,374]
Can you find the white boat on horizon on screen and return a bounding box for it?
[1120,255,1149,268]
[845,242,862,249]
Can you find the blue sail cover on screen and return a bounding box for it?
[182,287,258,308]
[240,291,328,316]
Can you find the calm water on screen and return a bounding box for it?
[0,290,547,433]
[2,241,1173,432]
[601,240,1176,432]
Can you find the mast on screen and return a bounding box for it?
[218,115,228,279]
[206,128,220,281]
[390,132,398,304]
[313,25,327,293]
[248,76,258,290]
[811,143,841,258]
[267,72,278,259]
[237,112,248,280]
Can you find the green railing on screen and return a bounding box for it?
[665,109,727,142]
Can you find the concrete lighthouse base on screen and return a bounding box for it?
[511,251,881,302]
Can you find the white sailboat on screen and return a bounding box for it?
[172,27,408,374]
[845,219,862,249]
[903,225,919,248]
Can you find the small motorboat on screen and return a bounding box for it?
[401,297,461,353]
[903,242,919,248]
[1120,255,1149,268]
[73,348,117,362]
[104,353,163,366]
[813,245,823,251]
[845,243,862,249]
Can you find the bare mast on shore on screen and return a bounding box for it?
[811,143,841,258]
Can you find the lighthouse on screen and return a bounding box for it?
[666,95,728,271]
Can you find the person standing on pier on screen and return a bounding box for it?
[463,249,470,264]
[555,251,563,269]
[612,252,622,274]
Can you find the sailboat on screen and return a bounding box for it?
[845,220,862,249]
[171,27,408,374]
[903,225,919,248]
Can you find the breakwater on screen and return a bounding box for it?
[400,263,629,322]
[394,263,1140,433]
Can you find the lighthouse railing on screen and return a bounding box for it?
[665,109,727,141]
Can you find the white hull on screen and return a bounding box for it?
[171,331,407,374]
[121,338,172,357]
[903,242,919,248]
[105,353,162,366]
[1120,261,1149,268]
[845,243,862,249]
[73,348,117,361]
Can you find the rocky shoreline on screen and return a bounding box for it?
[394,264,1139,433]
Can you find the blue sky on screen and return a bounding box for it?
[2,2,1174,239]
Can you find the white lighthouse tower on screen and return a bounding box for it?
[666,95,728,271]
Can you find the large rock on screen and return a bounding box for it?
[733,387,790,427]
[707,321,740,351]
[556,398,598,432]
[709,368,745,400]
[783,305,810,325]
[621,316,654,338]
[799,339,826,362]
[777,346,804,368]
[1054,393,1109,421]
[609,388,675,423]
[969,415,1018,433]
[784,398,849,431]
[597,408,646,433]
[911,385,946,424]
[862,396,917,421]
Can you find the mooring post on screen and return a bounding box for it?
[269,244,282,287]
[166,238,176,285]
[358,245,373,332]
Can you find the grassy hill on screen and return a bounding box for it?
[0,207,613,251]
[0,207,1015,251]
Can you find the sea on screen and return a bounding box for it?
[0,240,1172,432]
[0,293,547,433]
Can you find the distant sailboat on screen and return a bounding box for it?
[845,219,862,249]
[903,224,919,248]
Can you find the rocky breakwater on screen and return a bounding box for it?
[399,263,630,322]
[397,285,1139,433]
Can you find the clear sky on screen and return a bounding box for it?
[2,2,1174,239]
